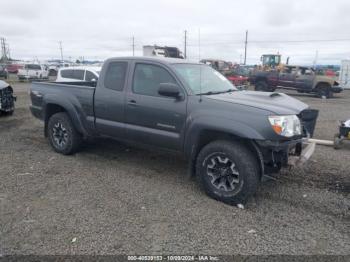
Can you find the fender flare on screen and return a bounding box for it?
[184,116,265,158]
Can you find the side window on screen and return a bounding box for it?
[104,62,127,91]
[61,69,73,78]
[291,67,298,75]
[72,70,84,80]
[133,63,176,96]
[282,67,292,74]
[85,70,97,81]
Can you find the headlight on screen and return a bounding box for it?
[268,115,301,137]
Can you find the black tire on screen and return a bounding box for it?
[47,112,82,155]
[316,84,333,99]
[196,140,259,205]
[255,80,272,92]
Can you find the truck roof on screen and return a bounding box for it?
[106,56,198,65]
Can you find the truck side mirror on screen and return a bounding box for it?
[158,83,182,98]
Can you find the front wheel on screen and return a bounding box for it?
[316,84,333,99]
[47,112,82,155]
[196,140,259,205]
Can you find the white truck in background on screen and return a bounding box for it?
[17,64,49,81]
[339,60,350,89]
[143,45,184,59]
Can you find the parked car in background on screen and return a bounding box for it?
[56,66,101,82]
[0,65,8,79]
[250,65,343,98]
[6,63,24,74]
[17,64,49,81]
[30,56,318,205]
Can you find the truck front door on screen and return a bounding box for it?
[279,66,296,88]
[294,67,314,91]
[125,62,187,151]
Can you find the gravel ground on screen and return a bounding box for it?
[0,82,349,255]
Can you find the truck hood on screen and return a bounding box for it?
[206,91,309,115]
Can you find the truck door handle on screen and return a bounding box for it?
[128,99,137,106]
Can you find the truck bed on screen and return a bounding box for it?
[30,81,96,133]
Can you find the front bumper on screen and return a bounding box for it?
[332,86,343,93]
[256,138,315,174]
[288,141,316,167]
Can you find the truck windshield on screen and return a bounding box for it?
[173,64,237,95]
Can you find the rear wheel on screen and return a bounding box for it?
[255,80,274,92]
[196,140,259,205]
[316,84,333,99]
[47,112,82,155]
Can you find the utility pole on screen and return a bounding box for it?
[132,36,135,56]
[59,41,63,62]
[244,30,248,65]
[184,30,187,59]
[1,37,9,63]
[313,50,319,69]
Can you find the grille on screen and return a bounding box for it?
[0,86,15,112]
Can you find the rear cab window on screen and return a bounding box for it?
[104,62,128,91]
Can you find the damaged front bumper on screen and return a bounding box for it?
[287,140,316,167]
[331,86,343,93]
[0,84,16,113]
[256,138,316,175]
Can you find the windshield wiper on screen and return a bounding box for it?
[197,89,236,95]
[220,89,236,94]
[197,91,222,95]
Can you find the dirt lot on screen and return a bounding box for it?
[1,82,349,255]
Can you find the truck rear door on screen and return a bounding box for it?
[124,61,187,151]
[94,61,128,138]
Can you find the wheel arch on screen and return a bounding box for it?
[314,81,331,90]
[44,102,87,137]
[187,129,264,179]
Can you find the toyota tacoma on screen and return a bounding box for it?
[30,57,318,205]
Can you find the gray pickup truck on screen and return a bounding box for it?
[30,57,318,205]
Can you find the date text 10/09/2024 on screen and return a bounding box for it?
[127,255,219,261]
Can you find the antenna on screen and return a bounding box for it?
[184,30,187,59]
[198,28,202,102]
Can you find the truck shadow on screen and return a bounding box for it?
[80,137,189,180]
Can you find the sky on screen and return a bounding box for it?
[1,0,350,65]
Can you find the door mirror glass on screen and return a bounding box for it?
[158,83,181,98]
